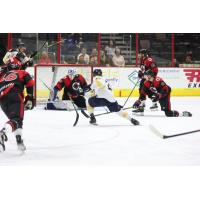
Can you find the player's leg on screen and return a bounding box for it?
[73,96,86,109]
[106,101,140,125]
[5,93,26,151]
[132,79,146,114]
[87,96,101,124]
[0,97,11,152]
[159,95,177,116]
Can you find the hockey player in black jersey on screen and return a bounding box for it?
[0,57,35,153]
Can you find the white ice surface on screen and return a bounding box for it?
[0,97,200,166]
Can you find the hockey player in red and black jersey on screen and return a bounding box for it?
[46,68,88,110]
[133,49,159,113]
[2,43,33,71]
[133,69,192,117]
[0,59,35,153]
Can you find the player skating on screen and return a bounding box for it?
[0,54,35,153]
[133,69,192,117]
[133,49,159,113]
[86,69,140,125]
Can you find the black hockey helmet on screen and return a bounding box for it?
[139,49,150,57]
[93,68,102,76]
[144,69,155,77]
[16,42,26,49]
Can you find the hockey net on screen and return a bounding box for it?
[34,64,93,105]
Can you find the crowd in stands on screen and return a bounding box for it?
[60,38,126,67]
[2,33,200,68]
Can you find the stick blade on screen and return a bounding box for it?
[148,124,164,139]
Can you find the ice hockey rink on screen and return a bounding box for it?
[0,96,200,166]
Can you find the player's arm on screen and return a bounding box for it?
[23,72,35,110]
[159,81,171,98]
[52,78,65,100]
[150,81,170,102]
[150,62,158,76]
[3,52,11,64]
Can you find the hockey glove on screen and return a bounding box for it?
[133,99,142,108]
[24,95,35,110]
[138,70,143,78]
[151,93,161,102]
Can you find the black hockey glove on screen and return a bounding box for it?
[24,95,35,110]
[133,99,142,108]
[83,84,91,93]
[138,70,143,78]
[151,93,160,102]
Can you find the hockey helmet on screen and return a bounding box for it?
[16,42,26,49]
[144,69,155,77]
[139,49,150,57]
[67,68,76,76]
[93,68,102,77]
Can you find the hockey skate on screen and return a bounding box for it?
[89,113,97,125]
[16,135,26,152]
[150,102,158,111]
[0,128,7,153]
[131,118,140,126]
[181,111,192,117]
[132,106,144,116]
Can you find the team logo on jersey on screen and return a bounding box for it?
[4,73,18,82]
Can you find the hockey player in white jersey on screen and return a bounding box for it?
[86,69,140,125]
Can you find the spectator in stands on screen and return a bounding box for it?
[105,39,116,64]
[89,48,98,65]
[77,47,90,64]
[100,50,107,65]
[64,56,76,64]
[185,54,193,64]
[112,47,125,67]
[168,58,179,67]
[38,51,52,64]
[76,54,85,64]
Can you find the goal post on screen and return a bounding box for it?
[34,64,93,104]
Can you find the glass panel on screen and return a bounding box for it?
[138,33,172,67]
[12,33,58,64]
[12,33,37,57]
[0,33,8,65]
[38,33,58,63]
[174,33,200,66]
[60,33,98,65]
[100,33,135,66]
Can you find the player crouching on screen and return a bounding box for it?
[132,69,192,117]
[85,69,139,126]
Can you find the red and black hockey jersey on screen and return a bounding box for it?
[140,57,158,76]
[140,76,171,100]
[54,74,87,97]
[0,70,34,99]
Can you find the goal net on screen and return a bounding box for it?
[34,64,93,105]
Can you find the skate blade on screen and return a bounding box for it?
[90,123,98,126]
[132,112,144,116]
[150,108,158,111]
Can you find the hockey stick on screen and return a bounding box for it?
[30,41,47,58]
[47,39,65,48]
[122,78,140,108]
[68,94,79,127]
[149,124,200,139]
[94,106,132,117]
